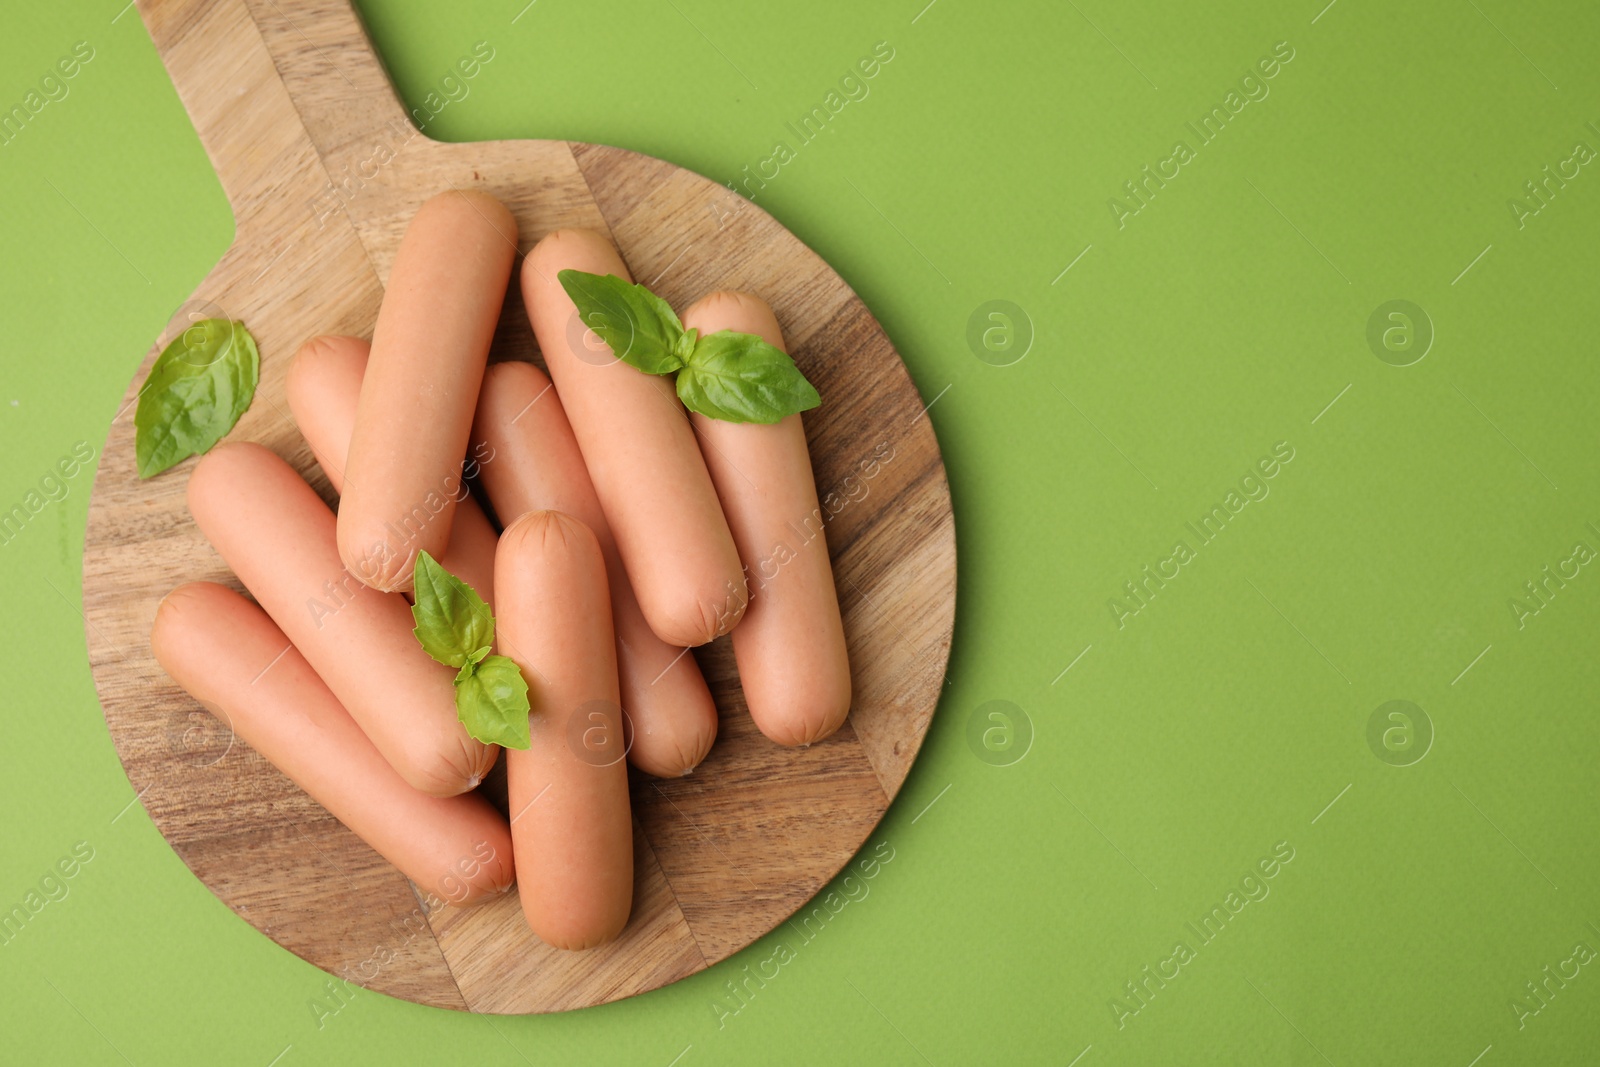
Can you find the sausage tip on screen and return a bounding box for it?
[420,187,518,246]
[523,228,619,287]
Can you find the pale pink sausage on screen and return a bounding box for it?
[473,361,717,777]
[520,229,746,647]
[338,190,518,593]
[188,442,495,796]
[680,292,851,746]
[496,511,633,949]
[152,582,514,905]
[288,334,499,607]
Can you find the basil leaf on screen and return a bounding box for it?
[677,330,822,424]
[134,318,259,478]
[557,269,687,375]
[455,654,531,750]
[408,554,531,748]
[410,551,494,669]
[556,271,824,423]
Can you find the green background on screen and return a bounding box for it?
[4,0,1599,1062]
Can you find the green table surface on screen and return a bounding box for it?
[4,0,1599,1063]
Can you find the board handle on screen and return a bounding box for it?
[139,0,414,232]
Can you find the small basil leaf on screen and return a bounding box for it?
[134,318,259,478]
[677,330,822,424]
[455,655,532,750]
[557,269,686,375]
[673,327,700,364]
[411,551,494,669]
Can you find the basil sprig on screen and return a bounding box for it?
[410,551,531,750]
[558,270,820,424]
[134,318,259,478]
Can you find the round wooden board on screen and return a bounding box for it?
[82,0,955,1014]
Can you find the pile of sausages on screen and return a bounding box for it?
[150,191,851,951]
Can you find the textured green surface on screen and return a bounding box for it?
[4,0,1600,1063]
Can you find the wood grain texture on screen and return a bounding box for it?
[83,0,955,1013]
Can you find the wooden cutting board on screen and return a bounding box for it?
[82,0,955,1014]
